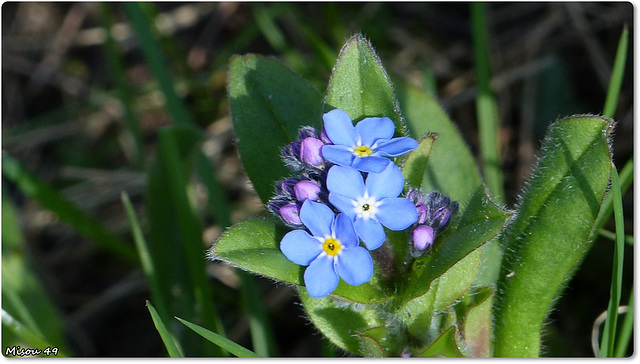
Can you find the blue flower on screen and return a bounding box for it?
[326,163,418,250]
[320,109,418,173]
[280,200,374,298]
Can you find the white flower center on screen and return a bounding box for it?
[352,191,381,220]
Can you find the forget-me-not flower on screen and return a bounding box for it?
[280,200,374,298]
[320,109,418,173]
[326,163,418,250]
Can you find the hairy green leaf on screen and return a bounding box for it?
[325,34,403,135]
[493,115,614,357]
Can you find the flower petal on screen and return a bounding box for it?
[375,137,419,157]
[351,156,390,173]
[333,213,358,248]
[327,165,365,200]
[355,117,395,146]
[299,200,335,238]
[321,144,354,167]
[328,193,357,219]
[304,255,339,298]
[354,217,386,250]
[336,247,373,286]
[365,162,404,200]
[377,198,419,230]
[323,109,357,146]
[280,230,322,266]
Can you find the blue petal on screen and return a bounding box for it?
[333,213,358,248]
[304,255,339,298]
[321,145,354,167]
[354,217,386,250]
[377,198,418,230]
[327,165,365,200]
[323,109,357,146]
[328,193,357,219]
[351,156,389,173]
[299,200,335,238]
[280,230,322,266]
[354,117,394,146]
[336,247,373,286]
[375,137,419,157]
[365,162,404,200]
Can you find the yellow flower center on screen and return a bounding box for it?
[322,237,342,257]
[353,145,373,157]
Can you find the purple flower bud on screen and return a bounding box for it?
[432,206,452,230]
[412,225,434,251]
[300,137,324,167]
[416,203,428,225]
[279,203,302,226]
[298,126,320,140]
[278,178,298,197]
[294,180,321,202]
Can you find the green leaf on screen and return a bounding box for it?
[145,126,225,356]
[602,25,628,118]
[493,115,614,357]
[209,218,394,304]
[401,133,437,189]
[395,81,482,205]
[325,33,403,135]
[298,288,387,356]
[417,326,465,358]
[401,187,511,301]
[228,54,324,203]
[2,310,66,356]
[176,317,261,358]
[146,301,184,357]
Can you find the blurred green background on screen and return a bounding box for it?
[2,2,633,357]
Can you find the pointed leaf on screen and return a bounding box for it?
[460,287,494,357]
[176,317,261,358]
[228,54,323,203]
[493,115,614,357]
[325,34,404,135]
[146,301,184,357]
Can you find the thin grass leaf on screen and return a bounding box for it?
[614,288,633,357]
[98,3,145,168]
[176,317,262,358]
[595,158,633,238]
[599,165,625,357]
[195,153,232,229]
[1,153,137,262]
[470,2,504,204]
[146,301,184,357]
[252,3,305,73]
[603,26,628,118]
[2,310,66,357]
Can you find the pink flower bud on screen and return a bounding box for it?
[412,225,434,251]
[300,137,324,167]
[294,180,321,202]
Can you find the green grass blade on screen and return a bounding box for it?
[176,317,262,358]
[195,153,232,228]
[98,3,145,167]
[146,301,184,357]
[1,153,137,262]
[602,26,628,118]
[614,288,633,357]
[470,2,504,203]
[122,2,194,127]
[595,157,633,237]
[599,165,625,357]
[2,310,67,357]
